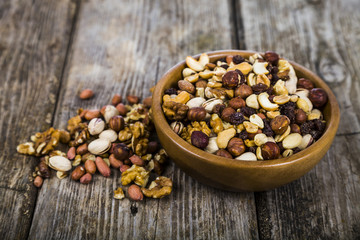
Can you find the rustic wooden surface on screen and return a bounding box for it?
[0,0,358,239]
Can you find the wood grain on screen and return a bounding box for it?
[28,0,258,239]
[0,0,77,239]
[239,0,360,239]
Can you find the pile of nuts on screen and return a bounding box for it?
[17,92,173,201]
[162,52,328,160]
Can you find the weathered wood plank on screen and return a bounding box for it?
[29,0,258,239]
[0,0,77,239]
[239,0,360,238]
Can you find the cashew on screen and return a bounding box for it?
[249,114,264,129]
[243,121,259,134]
[273,80,288,96]
[182,68,196,78]
[307,109,322,120]
[246,94,260,109]
[258,92,279,111]
[273,95,290,105]
[253,61,269,75]
[254,133,268,146]
[213,67,227,76]
[205,137,219,154]
[266,111,280,119]
[256,74,271,87]
[186,56,205,72]
[247,73,256,86]
[235,152,257,161]
[184,73,199,83]
[227,62,253,75]
[198,53,210,67]
[199,69,214,79]
[256,147,263,160]
[285,62,298,94]
[282,133,302,149]
[216,128,236,149]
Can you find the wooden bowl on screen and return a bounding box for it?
[152,50,340,192]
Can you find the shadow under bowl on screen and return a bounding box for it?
[152,50,340,192]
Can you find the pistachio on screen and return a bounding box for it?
[88,118,105,135]
[99,129,118,142]
[202,98,223,113]
[186,97,206,109]
[88,139,111,155]
[170,121,184,135]
[102,105,120,123]
[49,156,72,172]
[298,134,314,150]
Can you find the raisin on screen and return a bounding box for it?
[240,106,257,118]
[213,104,226,116]
[220,64,229,70]
[262,120,274,137]
[233,55,245,64]
[280,102,296,123]
[238,131,248,140]
[248,147,256,154]
[229,112,245,125]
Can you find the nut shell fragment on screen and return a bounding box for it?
[49,156,72,172]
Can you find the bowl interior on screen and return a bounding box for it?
[152,50,340,170]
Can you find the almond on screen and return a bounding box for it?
[79,89,94,100]
[84,160,96,174]
[128,184,143,201]
[71,166,85,181]
[80,173,92,184]
[95,156,111,177]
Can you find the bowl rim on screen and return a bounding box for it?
[152,50,340,169]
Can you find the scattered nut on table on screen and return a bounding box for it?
[17,93,173,202]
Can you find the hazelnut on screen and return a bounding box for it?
[113,143,130,161]
[191,131,209,149]
[264,51,279,64]
[109,115,125,132]
[228,97,245,110]
[111,94,122,105]
[261,142,280,160]
[295,109,307,124]
[297,78,314,90]
[290,123,301,134]
[187,107,207,121]
[270,115,290,135]
[147,141,159,154]
[142,97,152,108]
[116,103,128,116]
[309,88,328,108]
[215,149,233,159]
[102,105,120,123]
[227,138,246,157]
[221,107,236,122]
[127,95,140,104]
[235,84,253,99]
[222,71,240,88]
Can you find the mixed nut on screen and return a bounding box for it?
[17,93,173,201]
[162,52,328,160]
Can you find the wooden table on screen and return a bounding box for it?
[1,0,359,239]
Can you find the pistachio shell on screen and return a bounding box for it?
[99,129,118,142]
[49,156,72,172]
[88,139,111,155]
